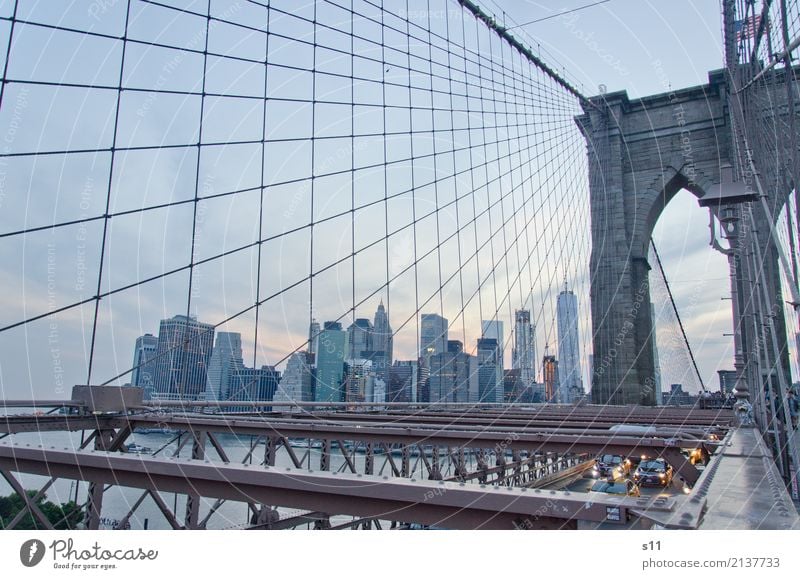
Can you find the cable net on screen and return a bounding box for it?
[0,0,590,406]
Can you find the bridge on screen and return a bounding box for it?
[0,0,799,531]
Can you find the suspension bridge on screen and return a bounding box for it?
[0,0,798,530]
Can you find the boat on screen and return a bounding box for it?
[124,443,153,454]
[133,427,180,435]
[287,438,323,449]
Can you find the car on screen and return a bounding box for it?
[633,458,673,486]
[687,447,709,466]
[593,454,631,479]
[588,478,641,497]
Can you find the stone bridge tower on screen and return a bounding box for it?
[577,69,793,406]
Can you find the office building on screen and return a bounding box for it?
[512,310,536,386]
[717,370,737,394]
[663,383,696,406]
[543,355,559,403]
[343,359,374,404]
[361,349,388,390]
[308,319,320,356]
[273,351,314,410]
[420,313,448,364]
[556,283,582,403]
[205,332,244,402]
[388,360,419,403]
[347,318,373,359]
[131,334,158,398]
[428,340,472,403]
[315,321,346,402]
[504,368,534,403]
[228,365,280,412]
[152,315,215,400]
[373,300,393,373]
[477,337,503,403]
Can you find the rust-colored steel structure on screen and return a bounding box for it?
[0,395,738,530]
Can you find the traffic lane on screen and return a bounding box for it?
[561,472,685,498]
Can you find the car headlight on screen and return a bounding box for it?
[659,473,665,479]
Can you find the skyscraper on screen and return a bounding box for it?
[512,310,536,386]
[420,313,448,364]
[347,318,373,359]
[477,337,503,403]
[315,321,346,403]
[308,319,320,357]
[388,360,418,403]
[152,315,215,401]
[372,300,393,376]
[205,332,244,402]
[343,359,373,404]
[428,340,472,403]
[373,301,392,356]
[228,365,280,412]
[556,283,582,403]
[273,351,314,411]
[543,355,559,403]
[131,333,158,398]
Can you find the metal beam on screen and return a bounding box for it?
[0,442,695,529]
[0,469,54,530]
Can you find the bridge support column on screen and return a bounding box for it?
[365,442,374,475]
[184,430,206,529]
[320,439,331,471]
[264,436,278,466]
[401,445,410,477]
[86,482,104,530]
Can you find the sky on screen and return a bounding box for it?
[0,0,767,400]
[488,0,742,392]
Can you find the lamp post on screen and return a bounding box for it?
[699,164,757,425]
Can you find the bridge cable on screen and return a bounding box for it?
[649,236,707,392]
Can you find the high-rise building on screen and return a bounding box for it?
[315,321,346,402]
[512,310,536,386]
[417,359,430,403]
[717,370,737,394]
[428,340,472,403]
[308,319,320,356]
[227,365,280,412]
[420,313,448,364]
[347,318,373,359]
[361,349,388,390]
[131,333,158,398]
[273,351,314,410]
[373,300,393,372]
[388,360,418,403]
[477,337,503,403]
[504,369,533,403]
[556,283,582,403]
[152,315,215,400]
[205,332,244,402]
[343,359,373,404]
[543,355,559,403]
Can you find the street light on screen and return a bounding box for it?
[698,163,757,426]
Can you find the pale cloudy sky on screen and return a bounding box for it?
[489,0,748,392]
[0,0,784,400]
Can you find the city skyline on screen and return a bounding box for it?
[0,1,754,404]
